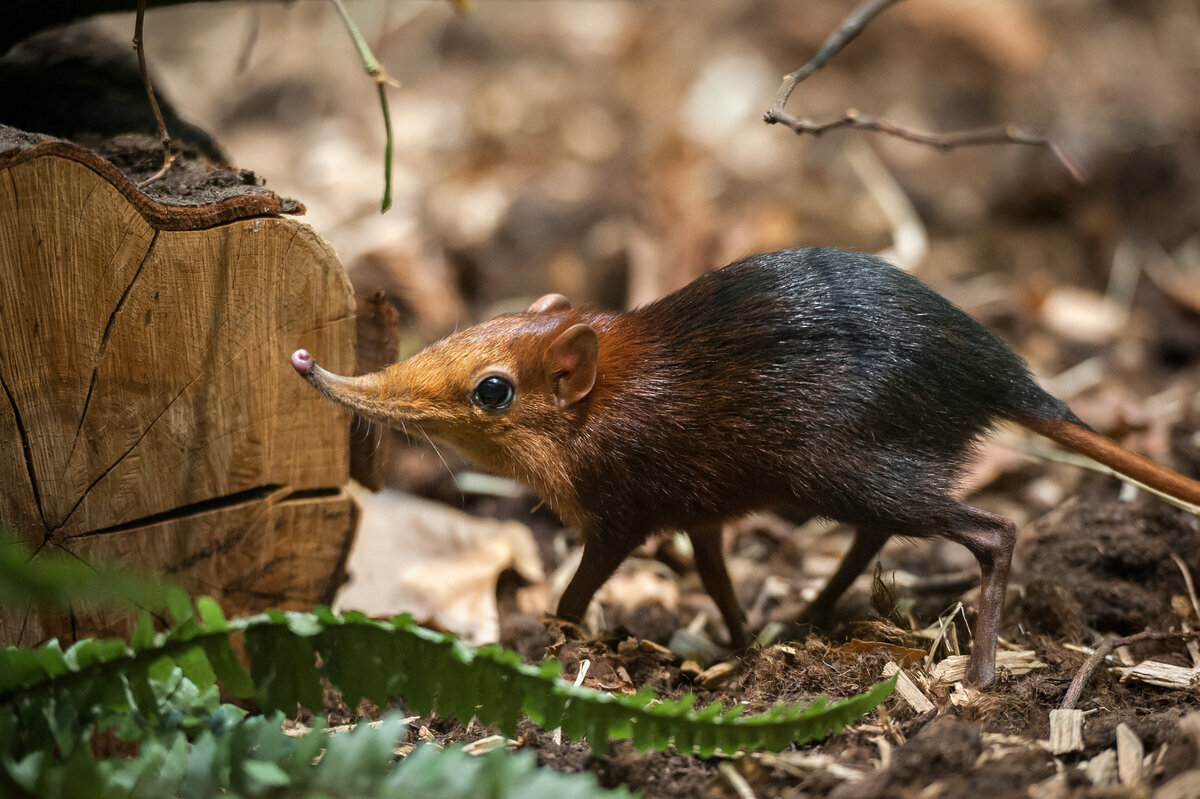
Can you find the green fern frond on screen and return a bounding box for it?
[3,606,894,759]
[1,528,894,799]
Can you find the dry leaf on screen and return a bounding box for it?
[1038,287,1128,344]
[833,639,927,666]
[335,485,544,644]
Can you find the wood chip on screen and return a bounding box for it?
[755,751,864,783]
[931,650,1046,684]
[1049,708,1084,755]
[976,733,1048,765]
[948,682,982,707]
[1115,723,1144,786]
[680,659,703,679]
[869,734,893,771]
[698,661,739,688]
[931,657,969,684]
[882,661,935,714]
[1112,660,1200,690]
[638,639,675,657]
[1083,748,1116,786]
[1180,713,1200,761]
[462,735,514,756]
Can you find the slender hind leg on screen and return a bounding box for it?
[938,506,1016,688]
[798,527,889,626]
[687,524,749,650]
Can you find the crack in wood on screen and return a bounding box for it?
[1,370,46,531]
[279,224,302,270]
[68,229,159,467]
[223,589,289,604]
[163,520,259,578]
[3,167,18,212]
[65,483,287,541]
[45,540,174,635]
[2,145,354,643]
[223,552,300,591]
[52,343,214,534]
[280,487,343,502]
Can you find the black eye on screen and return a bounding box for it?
[472,375,514,410]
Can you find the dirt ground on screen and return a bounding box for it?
[320,470,1200,798]
[7,0,1200,795]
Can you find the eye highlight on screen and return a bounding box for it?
[472,375,515,410]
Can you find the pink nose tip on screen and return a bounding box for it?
[291,349,313,374]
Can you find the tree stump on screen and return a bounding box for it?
[0,129,358,645]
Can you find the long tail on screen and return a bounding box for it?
[1019,415,1200,507]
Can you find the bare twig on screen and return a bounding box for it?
[133,0,174,188]
[1059,629,1200,711]
[763,0,1083,181]
[330,0,400,213]
[768,0,902,116]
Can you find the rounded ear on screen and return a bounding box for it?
[528,293,572,313]
[546,323,598,408]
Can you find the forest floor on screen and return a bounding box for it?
[329,459,1200,798]
[8,0,1199,795]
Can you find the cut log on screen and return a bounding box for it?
[0,130,357,645]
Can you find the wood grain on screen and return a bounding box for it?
[0,146,356,645]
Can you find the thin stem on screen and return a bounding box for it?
[133,0,174,188]
[330,0,398,212]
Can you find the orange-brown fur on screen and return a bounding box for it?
[296,247,1200,689]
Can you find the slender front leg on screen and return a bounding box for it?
[688,524,749,650]
[798,527,889,626]
[556,533,643,624]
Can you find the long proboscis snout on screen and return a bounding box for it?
[290,348,395,421]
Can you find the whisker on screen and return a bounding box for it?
[418,425,464,506]
[370,420,385,456]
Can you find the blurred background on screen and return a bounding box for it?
[13,0,1199,642]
